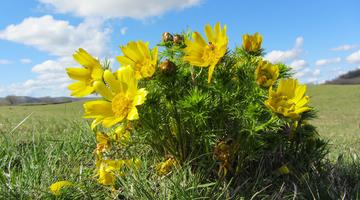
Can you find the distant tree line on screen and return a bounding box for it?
[325,68,360,85]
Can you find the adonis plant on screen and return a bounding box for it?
[53,22,328,195]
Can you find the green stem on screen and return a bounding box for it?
[255,115,276,132]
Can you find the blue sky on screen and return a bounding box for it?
[0,0,359,96]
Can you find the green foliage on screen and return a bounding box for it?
[134,32,329,186]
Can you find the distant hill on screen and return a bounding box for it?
[0,96,85,106]
[325,68,360,84]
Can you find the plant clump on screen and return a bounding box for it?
[57,22,328,197]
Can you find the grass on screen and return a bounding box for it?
[308,84,360,159]
[0,85,359,199]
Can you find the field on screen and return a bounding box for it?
[308,85,360,159]
[0,85,360,199]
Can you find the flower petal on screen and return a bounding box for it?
[66,68,91,81]
[49,181,72,196]
[83,100,113,118]
[102,116,123,128]
[207,64,216,83]
[205,24,214,43]
[127,107,139,120]
[104,70,124,94]
[94,81,114,101]
[68,82,94,97]
[132,88,148,106]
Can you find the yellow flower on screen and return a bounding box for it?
[278,164,290,175]
[83,66,148,128]
[265,79,311,120]
[66,48,104,97]
[96,158,140,185]
[156,157,176,176]
[95,132,110,155]
[97,159,125,185]
[116,41,158,79]
[183,22,228,83]
[111,124,131,144]
[242,33,262,53]
[49,180,72,196]
[255,60,279,87]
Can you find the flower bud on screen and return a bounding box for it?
[255,60,279,88]
[173,34,184,44]
[160,59,176,75]
[162,32,173,43]
[242,33,262,53]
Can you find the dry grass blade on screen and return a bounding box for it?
[9,112,33,134]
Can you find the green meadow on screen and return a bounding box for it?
[0,84,359,199]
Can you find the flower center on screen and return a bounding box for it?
[262,70,273,80]
[111,93,133,118]
[271,94,296,113]
[277,95,296,111]
[136,59,153,77]
[202,42,218,64]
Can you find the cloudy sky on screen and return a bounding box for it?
[0,0,359,97]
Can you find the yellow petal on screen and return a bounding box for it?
[98,163,116,185]
[117,66,137,95]
[278,165,290,174]
[137,41,150,59]
[91,67,104,81]
[102,116,123,128]
[294,106,311,114]
[73,48,101,69]
[132,88,148,106]
[83,100,113,118]
[49,181,72,196]
[151,46,158,64]
[294,95,308,106]
[68,82,94,97]
[96,132,109,144]
[66,68,91,81]
[94,81,114,101]
[91,118,104,130]
[205,24,214,43]
[207,64,216,83]
[214,22,221,41]
[121,42,141,62]
[104,70,124,94]
[116,55,135,66]
[293,85,306,103]
[127,107,139,120]
[192,32,207,47]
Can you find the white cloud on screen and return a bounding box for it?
[0,15,111,57]
[120,27,128,35]
[32,58,71,74]
[39,0,201,19]
[334,70,346,76]
[294,71,305,78]
[294,67,310,78]
[313,69,321,76]
[294,67,322,83]
[0,59,12,65]
[331,44,358,51]
[315,57,341,66]
[20,58,32,64]
[290,59,307,70]
[264,36,303,63]
[306,77,324,84]
[346,50,360,64]
[0,57,75,97]
[0,15,114,97]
